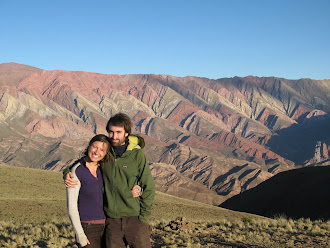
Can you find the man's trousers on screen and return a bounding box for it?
[105,216,151,248]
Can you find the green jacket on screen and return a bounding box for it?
[63,135,155,223]
[102,135,155,223]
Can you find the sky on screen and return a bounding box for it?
[1,0,329,80]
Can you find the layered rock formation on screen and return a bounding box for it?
[1,62,329,205]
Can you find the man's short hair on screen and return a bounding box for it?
[106,112,132,135]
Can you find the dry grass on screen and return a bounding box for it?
[1,216,330,247]
[0,164,260,224]
[1,164,330,247]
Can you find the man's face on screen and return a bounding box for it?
[108,125,128,147]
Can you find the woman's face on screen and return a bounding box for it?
[87,141,108,163]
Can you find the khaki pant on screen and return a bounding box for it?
[105,216,151,248]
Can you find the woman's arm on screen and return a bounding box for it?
[66,164,89,247]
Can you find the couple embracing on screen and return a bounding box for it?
[64,113,155,248]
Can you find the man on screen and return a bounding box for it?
[65,112,155,248]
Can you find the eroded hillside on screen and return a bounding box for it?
[0,62,329,205]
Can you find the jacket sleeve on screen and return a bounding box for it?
[63,165,70,177]
[62,159,80,177]
[66,165,88,247]
[136,150,155,223]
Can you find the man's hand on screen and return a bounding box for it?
[64,172,78,188]
[131,185,142,198]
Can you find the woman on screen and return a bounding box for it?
[66,134,140,247]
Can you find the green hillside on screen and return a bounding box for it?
[0,163,260,224]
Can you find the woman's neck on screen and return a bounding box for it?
[84,157,98,168]
[86,161,98,167]
[84,158,99,178]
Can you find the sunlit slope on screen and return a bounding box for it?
[0,163,264,223]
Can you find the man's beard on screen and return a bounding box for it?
[110,138,126,147]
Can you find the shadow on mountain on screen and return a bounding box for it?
[45,160,60,169]
[212,164,249,194]
[267,114,330,165]
[220,165,330,220]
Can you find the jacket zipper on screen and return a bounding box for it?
[111,149,117,218]
[114,159,118,218]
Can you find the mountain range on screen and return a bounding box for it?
[0,62,329,205]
